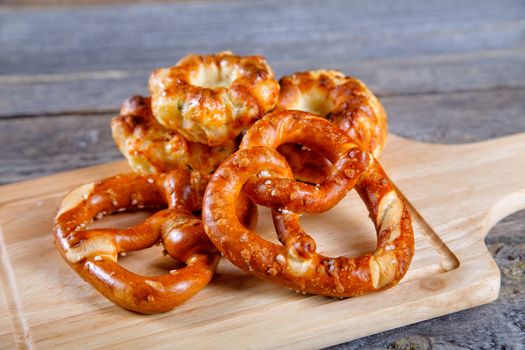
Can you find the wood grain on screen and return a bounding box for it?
[1,0,524,75]
[1,133,523,349]
[0,238,18,349]
[1,0,524,348]
[0,0,192,6]
[2,49,525,118]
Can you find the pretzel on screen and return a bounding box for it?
[149,51,280,146]
[277,70,387,183]
[277,70,387,157]
[111,95,236,174]
[53,169,256,314]
[203,110,414,297]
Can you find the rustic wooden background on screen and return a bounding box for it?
[0,0,524,349]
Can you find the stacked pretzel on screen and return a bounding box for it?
[54,51,414,314]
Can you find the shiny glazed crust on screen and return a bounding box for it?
[53,170,256,314]
[149,51,280,146]
[203,110,414,297]
[277,70,387,159]
[111,95,236,174]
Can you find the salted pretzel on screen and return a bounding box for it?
[277,70,387,183]
[203,110,414,297]
[149,51,280,146]
[277,70,387,157]
[54,169,256,314]
[112,95,236,174]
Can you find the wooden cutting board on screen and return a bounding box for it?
[0,133,524,349]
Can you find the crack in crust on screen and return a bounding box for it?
[203,111,414,297]
[149,51,280,146]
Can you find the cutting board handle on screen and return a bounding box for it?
[391,132,525,240]
[438,133,525,238]
[475,133,525,236]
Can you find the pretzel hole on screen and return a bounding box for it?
[253,206,283,245]
[189,64,238,89]
[295,91,333,117]
[88,209,182,276]
[298,190,377,257]
[277,143,333,184]
[252,191,378,256]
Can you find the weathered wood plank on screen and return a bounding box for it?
[1,49,525,118]
[2,88,525,185]
[1,0,524,75]
[0,0,186,6]
[0,70,148,117]
[383,87,525,143]
[0,113,120,185]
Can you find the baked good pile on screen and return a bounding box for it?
[53,51,414,314]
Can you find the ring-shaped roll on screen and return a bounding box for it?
[149,51,280,146]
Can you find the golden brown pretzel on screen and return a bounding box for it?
[111,95,236,174]
[277,70,387,183]
[149,51,280,146]
[203,110,414,297]
[277,70,387,157]
[53,169,256,314]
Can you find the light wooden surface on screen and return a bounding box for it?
[0,133,523,349]
[1,0,524,348]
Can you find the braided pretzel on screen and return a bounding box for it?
[111,95,236,174]
[149,51,280,146]
[203,110,414,297]
[54,169,256,314]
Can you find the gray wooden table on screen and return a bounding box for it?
[1,0,524,349]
